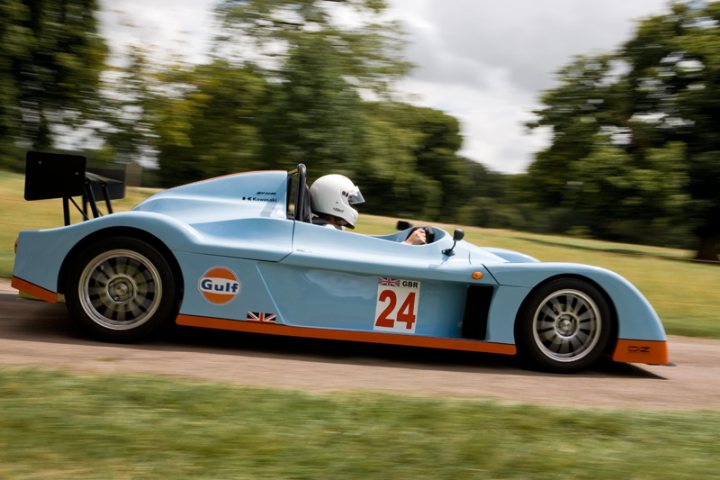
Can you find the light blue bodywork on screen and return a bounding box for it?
[13,170,667,349]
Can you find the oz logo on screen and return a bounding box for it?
[199,267,241,305]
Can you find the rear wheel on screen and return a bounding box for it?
[65,236,178,342]
[515,278,611,373]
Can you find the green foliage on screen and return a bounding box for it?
[259,31,366,172]
[526,55,621,205]
[0,0,497,232]
[354,103,469,220]
[144,0,423,193]
[152,60,268,186]
[528,2,720,259]
[622,2,720,258]
[94,48,157,169]
[0,0,107,158]
[215,0,411,93]
[565,138,691,242]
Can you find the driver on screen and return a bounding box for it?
[309,174,427,245]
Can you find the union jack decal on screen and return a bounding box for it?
[247,311,277,323]
[378,277,400,287]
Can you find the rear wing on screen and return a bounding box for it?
[24,151,126,226]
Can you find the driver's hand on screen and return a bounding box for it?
[404,228,427,245]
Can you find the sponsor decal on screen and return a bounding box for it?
[374,277,421,333]
[627,345,651,353]
[247,311,277,323]
[198,267,241,305]
[241,191,278,203]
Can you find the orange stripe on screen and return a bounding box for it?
[10,276,58,304]
[612,339,669,365]
[177,314,517,355]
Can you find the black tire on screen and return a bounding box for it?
[515,278,612,373]
[65,236,179,342]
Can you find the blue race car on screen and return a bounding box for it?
[12,154,669,373]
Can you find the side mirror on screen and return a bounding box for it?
[442,228,465,257]
[396,220,413,230]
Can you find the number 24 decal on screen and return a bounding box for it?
[373,279,421,333]
[375,290,417,330]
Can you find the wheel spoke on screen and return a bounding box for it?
[550,297,563,315]
[90,270,110,287]
[127,297,148,318]
[567,295,578,314]
[114,257,129,275]
[100,261,118,278]
[540,305,557,319]
[575,329,590,346]
[115,304,127,322]
[569,336,583,353]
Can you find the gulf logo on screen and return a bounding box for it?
[198,267,241,305]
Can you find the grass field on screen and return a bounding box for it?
[0,367,718,479]
[1,169,719,338]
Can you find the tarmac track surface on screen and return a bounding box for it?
[1,289,719,410]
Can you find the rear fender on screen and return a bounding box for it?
[13,212,201,294]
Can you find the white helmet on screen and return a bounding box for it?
[309,174,365,228]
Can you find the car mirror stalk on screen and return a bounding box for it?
[442,228,465,256]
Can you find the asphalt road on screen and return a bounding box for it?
[1,289,719,410]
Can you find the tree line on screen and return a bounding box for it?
[1,0,718,260]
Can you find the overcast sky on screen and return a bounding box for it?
[99,0,669,174]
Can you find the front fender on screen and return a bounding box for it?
[486,262,667,343]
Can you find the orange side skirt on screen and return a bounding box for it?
[177,314,517,355]
[11,276,58,304]
[612,339,670,365]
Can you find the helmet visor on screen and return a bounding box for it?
[347,186,365,205]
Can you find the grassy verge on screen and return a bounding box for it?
[2,170,719,337]
[0,367,718,479]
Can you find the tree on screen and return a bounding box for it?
[215,0,410,92]
[214,0,410,176]
[151,60,267,186]
[94,47,157,169]
[258,31,366,173]
[353,103,440,219]
[622,1,720,259]
[0,1,24,168]
[0,0,107,157]
[528,1,720,259]
[526,54,625,206]
[566,138,690,242]
[392,104,470,219]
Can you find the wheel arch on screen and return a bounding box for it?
[57,227,185,303]
[514,273,619,354]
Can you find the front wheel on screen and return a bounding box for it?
[515,278,612,373]
[65,236,179,342]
